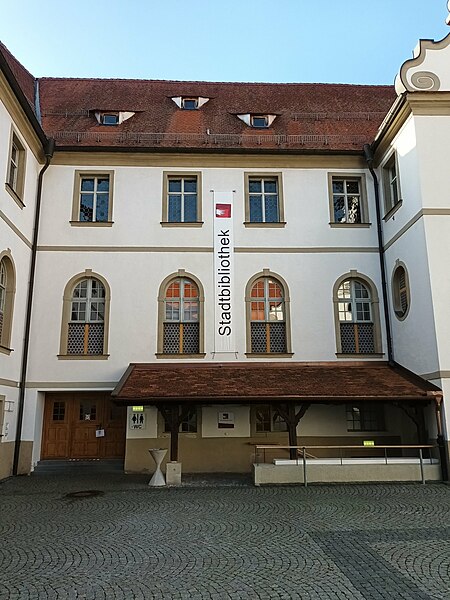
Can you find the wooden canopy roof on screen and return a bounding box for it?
[112,362,440,405]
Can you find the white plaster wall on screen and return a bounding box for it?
[28,161,387,384]
[39,165,379,249]
[385,220,439,375]
[0,96,42,447]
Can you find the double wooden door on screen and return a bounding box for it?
[42,393,126,459]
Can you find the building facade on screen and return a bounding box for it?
[1,18,450,479]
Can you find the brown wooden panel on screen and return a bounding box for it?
[42,393,126,460]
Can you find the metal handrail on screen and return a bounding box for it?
[254,444,439,486]
[49,130,368,147]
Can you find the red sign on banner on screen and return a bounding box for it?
[215,204,231,218]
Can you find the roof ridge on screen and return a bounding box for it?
[38,76,393,88]
[0,41,36,80]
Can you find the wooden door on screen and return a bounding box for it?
[42,397,71,458]
[41,393,126,460]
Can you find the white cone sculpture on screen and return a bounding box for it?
[148,448,167,486]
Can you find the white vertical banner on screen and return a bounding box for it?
[213,191,235,353]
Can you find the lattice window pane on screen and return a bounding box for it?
[249,196,263,222]
[182,323,199,353]
[340,323,356,353]
[269,322,286,353]
[67,323,85,354]
[87,323,104,354]
[0,311,3,341]
[358,323,375,353]
[251,322,267,353]
[164,323,181,353]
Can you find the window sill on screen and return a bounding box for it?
[0,344,13,356]
[160,432,198,438]
[69,221,114,227]
[160,222,204,227]
[336,353,384,358]
[5,183,25,208]
[243,222,286,228]
[57,354,110,360]
[155,353,206,359]
[245,352,294,358]
[329,222,371,228]
[383,200,403,221]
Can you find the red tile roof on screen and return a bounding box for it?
[112,362,440,404]
[38,78,395,152]
[0,42,397,152]
[0,43,36,112]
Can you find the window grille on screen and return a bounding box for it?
[250,278,286,353]
[67,278,105,355]
[338,279,375,354]
[163,278,200,354]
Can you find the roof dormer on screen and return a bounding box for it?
[171,96,210,110]
[94,111,135,125]
[237,114,277,128]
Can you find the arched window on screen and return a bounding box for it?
[392,263,410,320]
[247,275,288,354]
[60,272,110,358]
[0,254,15,353]
[334,274,381,355]
[161,276,202,355]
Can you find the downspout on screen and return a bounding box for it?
[13,138,55,475]
[363,144,394,365]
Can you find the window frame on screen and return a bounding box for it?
[252,404,288,435]
[245,270,292,357]
[156,270,205,358]
[5,129,26,207]
[71,170,114,226]
[58,270,110,360]
[391,261,410,321]
[328,173,370,227]
[333,271,383,357]
[161,172,203,227]
[346,403,385,432]
[101,113,119,125]
[0,252,16,355]
[382,153,402,219]
[181,98,199,110]
[244,173,285,227]
[250,115,269,128]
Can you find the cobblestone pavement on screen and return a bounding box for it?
[1,472,450,599]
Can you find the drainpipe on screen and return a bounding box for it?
[430,391,449,481]
[363,144,394,365]
[13,138,55,475]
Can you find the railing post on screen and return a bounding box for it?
[419,448,425,485]
[303,447,307,488]
[384,447,388,465]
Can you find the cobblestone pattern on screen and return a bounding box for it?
[0,473,449,599]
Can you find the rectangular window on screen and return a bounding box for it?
[245,174,284,225]
[328,174,368,225]
[6,131,26,204]
[346,403,385,432]
[72,171,114,225]
[162,172,202,225]
[254,405,287,433]
[383,154,401,216]
[164,407,197,433]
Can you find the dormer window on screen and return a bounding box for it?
[101,113,119,125]
[237,114,277,128]
[171,97,210,110]
[94,111,135,125]
[251,115,269,128]
[181,98,199,110]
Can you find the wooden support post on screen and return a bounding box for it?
[276,401,311,460]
